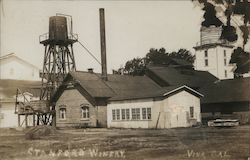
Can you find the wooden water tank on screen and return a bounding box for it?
[49,16,68,42]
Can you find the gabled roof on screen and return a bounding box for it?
[146,66,218,89]
[0,79,41,98]
[69,71,116,98]
[198,77,250,104]
[53,71,203,102]
[0,53,40,70]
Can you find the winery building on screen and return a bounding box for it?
[53,70,204,128]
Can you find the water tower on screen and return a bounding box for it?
[38,14,78,125]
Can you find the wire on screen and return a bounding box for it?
[76,40,102,65]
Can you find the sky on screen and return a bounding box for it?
[0,0,203,73]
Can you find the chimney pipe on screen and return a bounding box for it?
[99,8,108,81]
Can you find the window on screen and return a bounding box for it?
[59,108,66,120]
[112,109,116,120]
[147,108,151,120]
[224,50,226,57]
[116,109,120,120]
[132,108,136,120]
[121,109,126,120]
[142,108,152,120]
[81,106,89,119]
[225,70,227,78]
[224,58,227,66]
[190,107,194,118]
[204,50,208,57]
[136,108,140,120]
[125,109,130,120]
[142,108,147,120]
[205,59,208,66]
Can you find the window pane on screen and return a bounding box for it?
[136,108,140,120]
[190,107,194,118]
[204,50,208,57]
[147,108,151,120]
[142,108,146,120]
[59,108,66,119]
[205,59,208,66]
[132,108,136,120]
[126,109,130,120]
[116,109,120,120]
[81,106,89,119]
[112,110,116,120]
[121,109,126,120]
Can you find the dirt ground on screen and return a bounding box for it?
[0,126,249,160]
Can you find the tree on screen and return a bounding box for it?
[114,48,195,76]
[169,49,195,64]
[192,0,250,47]
[230,47,250,77]
[124,57,146,76]
[193,0,250,77]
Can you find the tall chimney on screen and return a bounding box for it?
[99,8,108,81]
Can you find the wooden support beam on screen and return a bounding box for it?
[33,114,35,127]
[18,115,20,127]
[25,114,28,128]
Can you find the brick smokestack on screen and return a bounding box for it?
[99,8,108,81]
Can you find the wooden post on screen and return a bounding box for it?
[25,114,28,128]
[33,114,35,126]
[18,115,20,127]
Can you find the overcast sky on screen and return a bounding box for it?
[0,0,203,73]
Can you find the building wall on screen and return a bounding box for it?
[0,56,40,81]
[195,46,235,80]
[107,99,155,128]
[0,102,17,128]
[55,89,107,128]
[0,101,34,128]
[162,91,201,128]
[107,90,201,129]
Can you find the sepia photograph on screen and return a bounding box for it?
[0,0,249,159]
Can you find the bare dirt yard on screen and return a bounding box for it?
[0,126,249,160]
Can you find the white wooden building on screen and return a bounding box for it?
[0,53,41,81]
[194,26,235,80]
[107,86,203,129]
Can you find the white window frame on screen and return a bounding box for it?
[142,108,152,120]
[116,109,120,120]
[59,108,66,120]
[81,106,89,119]
[125,109,130,120]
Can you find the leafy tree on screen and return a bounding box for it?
[169,49,195,64]
[124,57,146,76]
[230,47,250,77]
[193,0,250,46]
[114,48,195,76]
